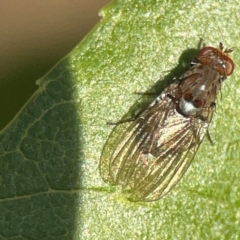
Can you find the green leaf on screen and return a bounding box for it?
[1,0,240,239]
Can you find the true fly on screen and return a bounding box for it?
[100,42,234,202]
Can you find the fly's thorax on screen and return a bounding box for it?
[179,64,222,100]
[176,63,224,118]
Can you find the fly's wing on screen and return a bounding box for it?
[100,84,210,202]
[124,107,208,202]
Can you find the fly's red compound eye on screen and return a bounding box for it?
[199,46,234,76]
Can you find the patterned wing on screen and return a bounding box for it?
[100,83,210,201]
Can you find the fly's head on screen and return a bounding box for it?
[198,42,234,77]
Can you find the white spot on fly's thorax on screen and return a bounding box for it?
[199,84,206,91]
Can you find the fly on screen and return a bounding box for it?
[100,42,234,202]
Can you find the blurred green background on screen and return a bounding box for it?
[0,0,110,130]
